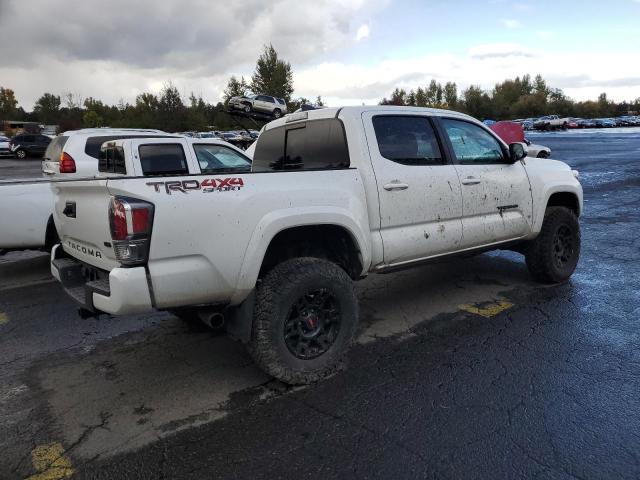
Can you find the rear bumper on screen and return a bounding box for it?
[51,244,153,315]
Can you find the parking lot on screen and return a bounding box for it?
[1,128,639,479]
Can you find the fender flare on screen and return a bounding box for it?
[229,207,371,305]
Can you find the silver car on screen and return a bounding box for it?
[229,94,288,118]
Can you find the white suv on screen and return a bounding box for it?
[42,128,174,177]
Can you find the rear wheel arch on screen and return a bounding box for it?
[259,224,364,280]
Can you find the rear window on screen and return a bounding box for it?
[138,144,188,176]
[44,136,69,161]
[84,135,173,159]
[252,119,349,172]
[99,144,126,174]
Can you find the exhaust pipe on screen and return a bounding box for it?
[198,310,225,329]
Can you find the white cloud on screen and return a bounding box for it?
[501,18,522,29]
[537,31,555,39]
[356,24,370,41]
[292,46,640,104]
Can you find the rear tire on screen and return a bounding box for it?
[248,257,358,384]
[15,149,26,159]
[272,108,282,119]
[537,151,549,159]
[526,207,580,283]
[243,104,251,113]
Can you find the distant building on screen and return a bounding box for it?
[2,120,41,136]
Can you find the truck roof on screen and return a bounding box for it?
[263,105,478,131]
[61,128,169,136]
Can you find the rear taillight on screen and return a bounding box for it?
[108,197,154,266]
[59,152,76,173]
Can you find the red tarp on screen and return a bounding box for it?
[489,121,525,144]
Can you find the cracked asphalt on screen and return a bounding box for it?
[1,128,639,479]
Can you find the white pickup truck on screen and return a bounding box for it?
[51,106,583,384]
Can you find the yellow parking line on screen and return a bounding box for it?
[26,443,74,480]
[458,299,514,318]
[0,312,8,326]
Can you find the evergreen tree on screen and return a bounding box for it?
[250,44,294,101]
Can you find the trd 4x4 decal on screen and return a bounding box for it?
[146,178,245,195]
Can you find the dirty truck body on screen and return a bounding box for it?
[50,106,583,383]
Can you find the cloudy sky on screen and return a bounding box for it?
[1,0,639,109]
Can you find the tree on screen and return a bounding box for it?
[223,76,250,104]
[157,83,187,132]
[415,87,427,107]
[0,87,19,119]
[461,85,493,119]
[250,44,294,101]
[380,88,407,106]
[33,93,61,124]
[83,110,104,128]
[443,82,458,110]
[406,90,417,106]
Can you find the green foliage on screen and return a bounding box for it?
[0,87,19,119]
[82,110,104,128]
[223,76,250,104]
[250,44,294,101]
[33,93,61,120]
[379,74,638,120]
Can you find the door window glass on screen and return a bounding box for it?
[441,119,506,164]
[193,144,251,173]
[372,116,444,166]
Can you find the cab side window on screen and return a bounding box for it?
[372,115,444,166]
[253,119,350,172]
[441,119,506,164]
[138,144,188,176]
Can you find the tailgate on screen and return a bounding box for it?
[52,179,119,271]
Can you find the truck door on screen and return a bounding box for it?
[362,113,464,266]
[436,117,533,248]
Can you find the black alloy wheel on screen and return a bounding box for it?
[284,289,341,360]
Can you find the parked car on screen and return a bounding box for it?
[42,128,174,177]
[0,136,12,157]
[50,105,582,384]
[228,94,288,118]
[533,115,570,131]
[594,119,615,128]
[577,119,596,128]
[9,133,52,159]
[218,132,244,143]
[523,139,551,158]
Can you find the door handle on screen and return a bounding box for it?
[383,182,409,191]
[461,176,481,185]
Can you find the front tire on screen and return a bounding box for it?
[248,257,359,384]
[243,104,251,113]
[272,108,282,119]
[15,149,27,159]
[526,207,580,283]
[537,151,550,159]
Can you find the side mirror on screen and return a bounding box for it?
[509,143,527,162]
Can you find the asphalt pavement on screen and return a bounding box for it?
[1,128,639,479]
